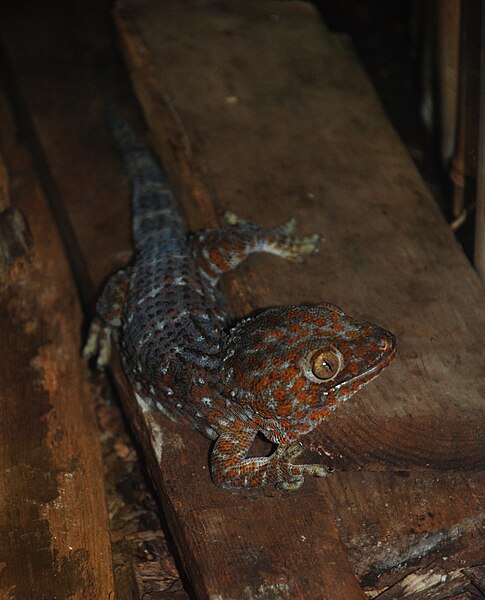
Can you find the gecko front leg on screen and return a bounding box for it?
[191,213,324,282]
[210,413,330,490]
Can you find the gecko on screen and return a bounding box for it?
[84,110,396,491]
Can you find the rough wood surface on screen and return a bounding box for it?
[372,561,485,599]
[0,2,189,598]
[0,2,366,597]
[0,88,115,598]
[321,470,485,589]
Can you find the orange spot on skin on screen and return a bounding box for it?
[281,365,299,382]
[269,330,285,340]
[309,408,331,421]
[349,363,360,375]
[285,351,299,363]
[292,423,311,434]
[290,377,306,394]
[223,455,240,467]
[225,468,241,479]
[253,400,273,418]
[314,317,327,327]
[276,403,294,417]
[296,390,310,404]
[273,387,286,402]
[252,372,276,394]
[209,248,229,271]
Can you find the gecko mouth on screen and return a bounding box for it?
[331,337,396,392]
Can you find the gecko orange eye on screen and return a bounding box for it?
[310,349,342,381]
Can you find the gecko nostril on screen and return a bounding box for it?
[378,337,392,352]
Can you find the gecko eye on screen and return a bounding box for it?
[310,348,342,381]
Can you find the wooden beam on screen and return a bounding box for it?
[475,0,485,278]
[112,0,485,592]
[0,88,115,598]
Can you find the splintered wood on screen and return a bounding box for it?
[110,0,485,596]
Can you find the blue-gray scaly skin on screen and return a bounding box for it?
[84,110,396,490]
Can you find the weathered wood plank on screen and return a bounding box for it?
[115,0,485,472]
[0,2,189,598]
[112,0,485,594]
[0,2,367,598]
[320,470,485,590]
[0,88,115,598]
[373,562,485,599]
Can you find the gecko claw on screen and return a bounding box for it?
[274,443,332,491]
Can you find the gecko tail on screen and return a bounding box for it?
[108,106,187,249]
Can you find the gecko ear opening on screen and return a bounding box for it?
[317,302,345,315]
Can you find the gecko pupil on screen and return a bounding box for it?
[311,349,341,381]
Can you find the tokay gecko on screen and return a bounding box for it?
[84,110,396,490]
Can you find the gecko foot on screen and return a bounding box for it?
[275,443,332,491]
[267,223,325,263]
[82,317,114,370]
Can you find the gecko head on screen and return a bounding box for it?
[221,304,396,442]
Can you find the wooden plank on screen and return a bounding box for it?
[475,1,485,278]
[0,3,367,598]
[112,0,485,593]
[372,560,485,599]
[0,2,189,598]
[0,89,115,597]
[115,0,485,472]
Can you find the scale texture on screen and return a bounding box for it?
[85,111,396,490]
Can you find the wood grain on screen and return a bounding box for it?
[0,88,115,597]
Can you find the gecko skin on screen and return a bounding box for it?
[84,111,396,491]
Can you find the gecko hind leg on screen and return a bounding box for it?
[83,267,131,370]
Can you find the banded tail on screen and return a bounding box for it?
[108,107,187,250]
